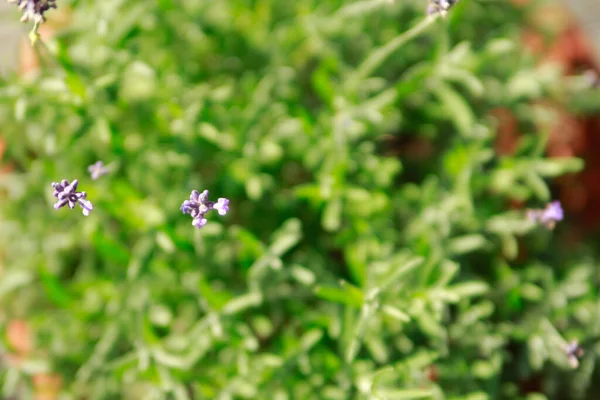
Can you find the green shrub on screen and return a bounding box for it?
[0,0,597,399]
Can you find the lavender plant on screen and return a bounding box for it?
[0,0,597,399]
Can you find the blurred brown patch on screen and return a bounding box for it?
[7,319,32,355]
[5,319,32,366]
[501,1,600,231]
[540,24,600,231]
[491,108,520,156]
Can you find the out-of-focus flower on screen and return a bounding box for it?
[563,339,584,368]
[7,0,57,24]
[214,198,230,216]
[527,200,564,229]
[88,161,109,180]
[427,0,459,17]
[51,179,93,216]
[180,189,229,229]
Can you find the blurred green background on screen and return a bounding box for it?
[1,0,600,399]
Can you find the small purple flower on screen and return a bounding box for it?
[563,339,584,368]
[427,0,459,17]
[51,179,93,216]
[8,0,57,24]
[88,161,110,180]
[180,189,230,229]
[541,201,563,223]
[527,200,564,229]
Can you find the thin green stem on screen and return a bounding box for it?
[346,15,439,93]
[29,21,41,46]
[333,0,393,19]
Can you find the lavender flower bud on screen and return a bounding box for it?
[51,179,93,216]
[214,198,230,216]
[180,189,230,229]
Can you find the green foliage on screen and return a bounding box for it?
[0,0,598,399]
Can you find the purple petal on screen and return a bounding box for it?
[190,190,200,202]
[53,198,68,210]
[544,201,563,222]
[192,217,207,229]
[79,199,93,216]
[199,190,209,203]
[52,182,64,196]
[65,179,78,194]
[181,200,194,214]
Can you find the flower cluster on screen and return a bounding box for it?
[7,0,57,24]
[427,0,459,17]
[527,201,564,230]
[51,179,93,216]
[180,190,230,229]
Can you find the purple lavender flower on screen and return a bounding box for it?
[88,161,110,180]
[51,179,93,216]
[427,0,459,17]
[180,189,229,229]
[8,0,57,24]
[563,339,584,369]
[527,200,564,229]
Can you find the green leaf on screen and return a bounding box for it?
[65,72,87,100]
[222,292,263,315]
[315,283,363,308]
[0,270,34,299]
[438,66,484,97]
[534,158,585,177]
[322,197,342,232]
[374,389,434,399]
[379,256,425,294]
[447,234,488,255]
[432,81,475,137]
[446,281,489,298]
[382,305,410,322]
[39,266,73,308]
